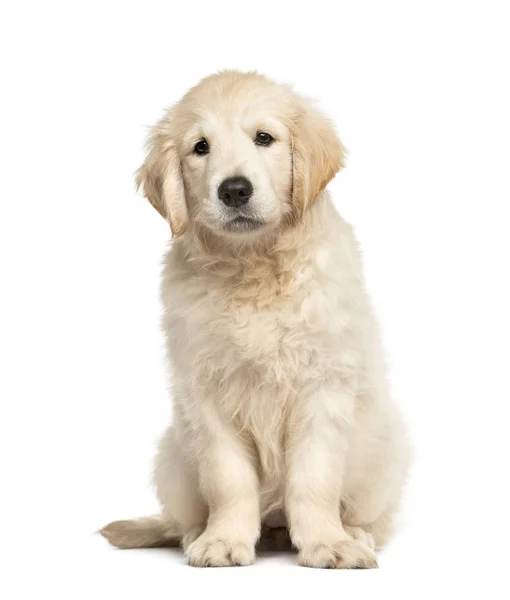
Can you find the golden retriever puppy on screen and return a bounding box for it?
[101,71,411,569]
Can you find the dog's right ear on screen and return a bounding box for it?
[135,122,188,238]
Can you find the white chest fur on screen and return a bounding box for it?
[160,213,366,489]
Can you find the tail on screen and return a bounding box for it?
[100,515,295,552]
[99,515,181,549]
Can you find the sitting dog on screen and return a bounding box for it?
[101,71,411,569]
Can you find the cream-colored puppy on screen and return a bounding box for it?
[101,71,411,569]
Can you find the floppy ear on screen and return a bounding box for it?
[135,125,188,237]
[291,104,345,219]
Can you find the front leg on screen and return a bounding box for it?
[286,383,378,569]
[186,404,260,567]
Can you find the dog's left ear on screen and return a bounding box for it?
[291,104,345,219]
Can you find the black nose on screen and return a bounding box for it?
[218,176,253,208]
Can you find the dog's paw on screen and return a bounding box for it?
[298,539,378,569]
[344,526,376,551]
[186,535,255,567]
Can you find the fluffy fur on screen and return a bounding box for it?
[100,71,411,569]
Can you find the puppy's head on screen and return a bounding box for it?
[137,71,344,240]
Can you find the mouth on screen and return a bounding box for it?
[224,216,265,233]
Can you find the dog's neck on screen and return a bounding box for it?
[180,194,328,273]
[172,195,333,307]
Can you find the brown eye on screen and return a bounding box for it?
[194,139,209,155]
[254,131,274,146]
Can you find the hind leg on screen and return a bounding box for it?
[343,509,396,551]
[341,394,411,552]
[341,478,400,552]
[155,425,207,550]
[343,525,376,551]
[345,509,397,550]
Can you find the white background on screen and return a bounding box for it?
[1,1,509,598]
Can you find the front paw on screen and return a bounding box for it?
[186,535,255,567]
[298,539,378,569]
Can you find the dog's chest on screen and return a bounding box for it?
[164,249,354,483]
[190,282,323,380]
[171,262,350,397]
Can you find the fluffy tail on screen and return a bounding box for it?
[100,515,295,552]
[99,515,180,549]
